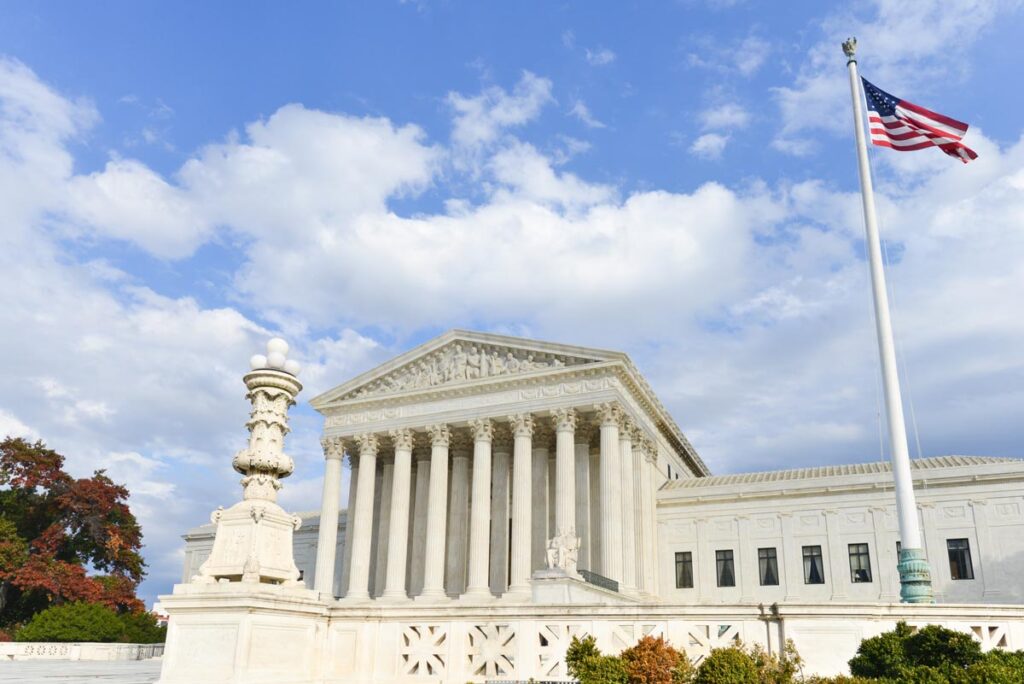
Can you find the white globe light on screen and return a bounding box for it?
[266,351,287,369]
[266,337,289,356]
[283,359,302,376]
[249,354,268,370]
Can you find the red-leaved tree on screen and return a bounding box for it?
[0,437,146,630]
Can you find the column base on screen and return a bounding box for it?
[898,547,936,604]
[377,591,411,603]
[460,588,495,603]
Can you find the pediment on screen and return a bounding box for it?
[311,330,621,407]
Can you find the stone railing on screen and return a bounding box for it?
[0,642,165,661]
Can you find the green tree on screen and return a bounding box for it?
[848,621,915,678]
[0,437,146,630]
[566,635,629,684]
[694,646,759,684]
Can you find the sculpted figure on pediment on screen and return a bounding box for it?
[488,351,506,376]
[467,346,482,380]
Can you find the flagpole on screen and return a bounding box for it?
[842,37,934,604]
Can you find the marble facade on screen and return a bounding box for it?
[159,330,1024,683]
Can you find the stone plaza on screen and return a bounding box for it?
[159,330,1024,682]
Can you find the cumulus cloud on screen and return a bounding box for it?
[699,103,750,130]
[690,132,730,159]
[448,71,554,149]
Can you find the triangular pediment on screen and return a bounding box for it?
[311,329,623,408]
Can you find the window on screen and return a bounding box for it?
[802,545,825,584]
[947,539,975,580]
[849,543,872,583]
[675,552,693,588]
[896,541,902,557]
[758,547,779,586]
[716,550,735,587]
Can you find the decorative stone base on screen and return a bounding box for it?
[158,587,1024,683]
[530,573,635,605]
[192,500,303,585]
[898,547,936,604]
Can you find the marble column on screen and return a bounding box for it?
[382,428,414,600]
[589,446,601,575]
[314,436,344,595]
[465,419,494,599]
[618,416,638,592]
[574,423,593,571]
[490,428,511,596]
[552,408,578,544]
[508,413,534,596]
[408,446,431,595]
[446,432,471,596]
[598,402,623,582]
[372,457,394,596]
[641,441,658,593]
[346,433,379,600]
[339,454,358,597]
[631,438,645,592]
[420,425,450,600]
[531,424,552,573]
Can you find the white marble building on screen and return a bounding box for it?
[164,330,1024,683]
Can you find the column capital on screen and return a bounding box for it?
[470,418,494,443]
[596,402,621,427]
[617,412,636,436]
[389,427,415,452]
[533,420,555,448]
[450,429,473,452]
[356,432,379,456]
[321,436,345,461]
[551,407,578,432]
[492,423,513,450]
[426,424,450,448]
[575,420,596,445]
[508,413,534,438]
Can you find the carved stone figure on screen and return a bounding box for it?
[467,346,482,380]
[545,531,581,575]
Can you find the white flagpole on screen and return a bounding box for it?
[842,37,934,604]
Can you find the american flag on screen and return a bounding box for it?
[862,78,977,163]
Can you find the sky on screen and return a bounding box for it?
[1,1,1022,605]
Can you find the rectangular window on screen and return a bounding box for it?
[896,541,902,556]
[758,547,779,586]
[715,550,736,587]
[675,552,693,589]
[947,539,975,580]
[849,543,872,583]
[802,545,825,584]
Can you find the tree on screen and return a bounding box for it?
[0,437,146,630]
[693,646,759,684]
[620,635,695,684]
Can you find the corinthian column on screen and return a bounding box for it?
[464,418,494,599]
[346,433,379,600]
[419,425,450,600]
[507,413,534,597]
[598,402,623,583]
[313,436,345,595]
[619,417,638,593]
[552,408,578,541]
[446,433,471,596]
[382,428,414,600]
[574,423,594,571]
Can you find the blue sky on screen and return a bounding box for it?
[1,1,1022,604]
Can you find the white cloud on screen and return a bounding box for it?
[687,34,770,77]
[448,71,554,149]
[690,133,730,159]
[569,100,606,129]
[585,47,616,66]
[699,103,750,130]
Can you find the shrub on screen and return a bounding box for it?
[15,602,124,642]
[849,621,914,678]
[904,625,982,670]
[566,635,628,684]
[694,646,758,684]
[620,635,695,684]
[118,610,166,644]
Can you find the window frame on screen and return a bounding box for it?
[675,551,694,589]
[848,542,872,583]
[946,538,975,581]
[715,549,736,587]
[802,544,825,585]
[757,547,779,586]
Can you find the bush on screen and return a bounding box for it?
[904,625,982,670]
[566,635,628,684]
[849,621,914,678]
[621,635,695,684]
[118,610,166,644]
[694,646,759,684]
[16,602,124,642]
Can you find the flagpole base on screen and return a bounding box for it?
[898,548,935,604]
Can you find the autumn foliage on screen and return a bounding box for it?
[0,437,147,631]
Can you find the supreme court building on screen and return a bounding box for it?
[166,330,1024,683]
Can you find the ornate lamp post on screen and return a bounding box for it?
[192,338,306,586]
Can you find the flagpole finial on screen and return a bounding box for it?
[842,37,858,62]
